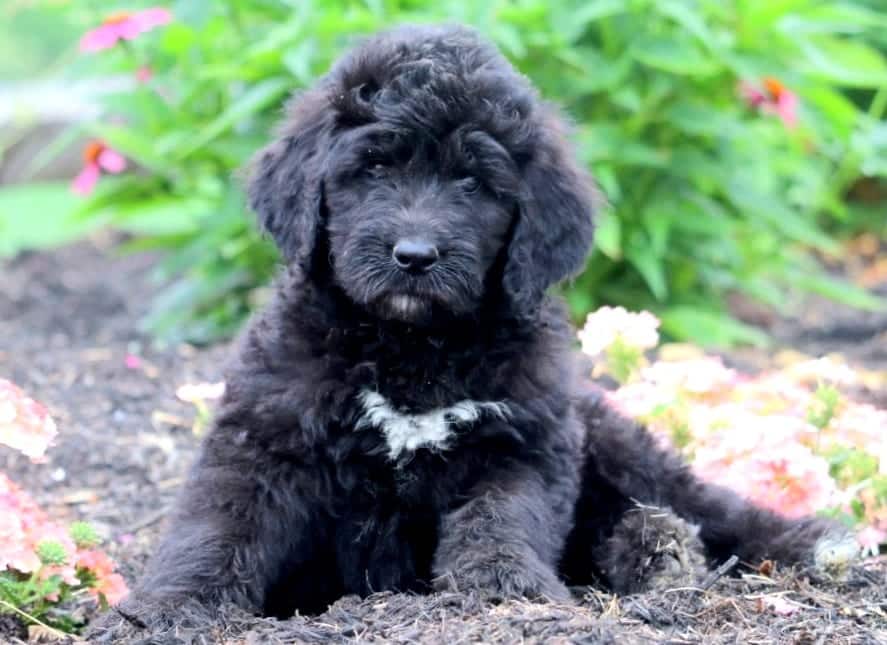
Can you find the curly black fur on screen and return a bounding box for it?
[88,23,851,641]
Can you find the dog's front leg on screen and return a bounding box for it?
[88,439,323,640]
[432,468,574,601]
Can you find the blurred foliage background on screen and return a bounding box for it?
[1,0,886,345]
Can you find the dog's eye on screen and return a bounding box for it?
[362,149,391,177]
[367,162,389,178]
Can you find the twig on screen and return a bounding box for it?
[114,606,148,629]
[125,506,169,533]
[700,555,740,591]
[0,598,73,641]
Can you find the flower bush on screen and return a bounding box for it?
[0,380,127,634]
[579,308,887,555]
[45,0,885,344]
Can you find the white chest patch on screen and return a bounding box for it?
[356,390,509,460]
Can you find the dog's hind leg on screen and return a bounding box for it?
[561,384,858,591]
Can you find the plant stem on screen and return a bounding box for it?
[0,599,68,639]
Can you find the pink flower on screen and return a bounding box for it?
[135,65,154,83]
[72,141,127,196]
[857,526,885,558]
[0,379,57,459]
[124,354,142,370]
[77,549,129,605]
[0,474,76,582]
[578,306,660,357]
[641,358,737,395]
[739,77,799,129]
[785,357,857,388]
[696,439,835,519]
[830,403,887,458]
[79,8,173,52]
[606,381,674,421]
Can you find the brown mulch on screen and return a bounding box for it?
[1,236,885,644]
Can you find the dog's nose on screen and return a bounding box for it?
[392,238,439,273]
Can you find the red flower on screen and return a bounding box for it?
[71,141,126,196]
[739,77,799,129]
[79,7,172,53]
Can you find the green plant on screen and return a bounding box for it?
[58,0,887,344]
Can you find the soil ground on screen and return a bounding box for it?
[2,236,885,644]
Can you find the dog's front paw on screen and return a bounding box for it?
[85,594,219,644]
[433,546,569,602]
[598,505,708,594]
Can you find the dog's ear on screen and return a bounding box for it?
[503,108,598,320]
[247,90,331,270]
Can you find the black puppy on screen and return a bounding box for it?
[91,23,856,638]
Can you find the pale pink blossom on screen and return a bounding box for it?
[829,403,887,457]
[72,141,127,196]
[578,306,660,357]
[857,526,886,558]
[0,379,57,459]
[696,441,835,519]
[1,474,127,601]
[740,77,799,129]
[606,381,674,421]
[79,8,172,52]
[641,358,737,395]
[732,373,812,417]
[0,474,76,581]
[785,357,857,387]
[689,406,814,453]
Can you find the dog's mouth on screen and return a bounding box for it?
[372,293,433,324]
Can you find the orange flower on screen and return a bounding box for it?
[72,141,126,196]
[739,77,799,129]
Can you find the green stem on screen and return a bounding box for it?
[868,85,887,120]
[0,599,67,639]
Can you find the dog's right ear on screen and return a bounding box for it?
[247,90,331,270]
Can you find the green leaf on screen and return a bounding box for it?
[626,245,668,301]
[555,0,626,43]
[594,208,621,259]
[631,37,720,77]
[660,306,770,347]
[799,36,887,88]
[653,0,714,43]
[785,270,886,312]
[725,182,838,252]
[779,3,887,35]
[178,77,292,157]
[0,183,94,257]
[107,197,215,235]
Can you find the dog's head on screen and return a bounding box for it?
[248,24,598,324]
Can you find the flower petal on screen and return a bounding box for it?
[134,7,173,30]
[71,163,101,196]
[79,25,121,52]
[97,148,127,174]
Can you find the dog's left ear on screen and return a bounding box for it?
[503,108,598,320]
[247,89,331,271]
